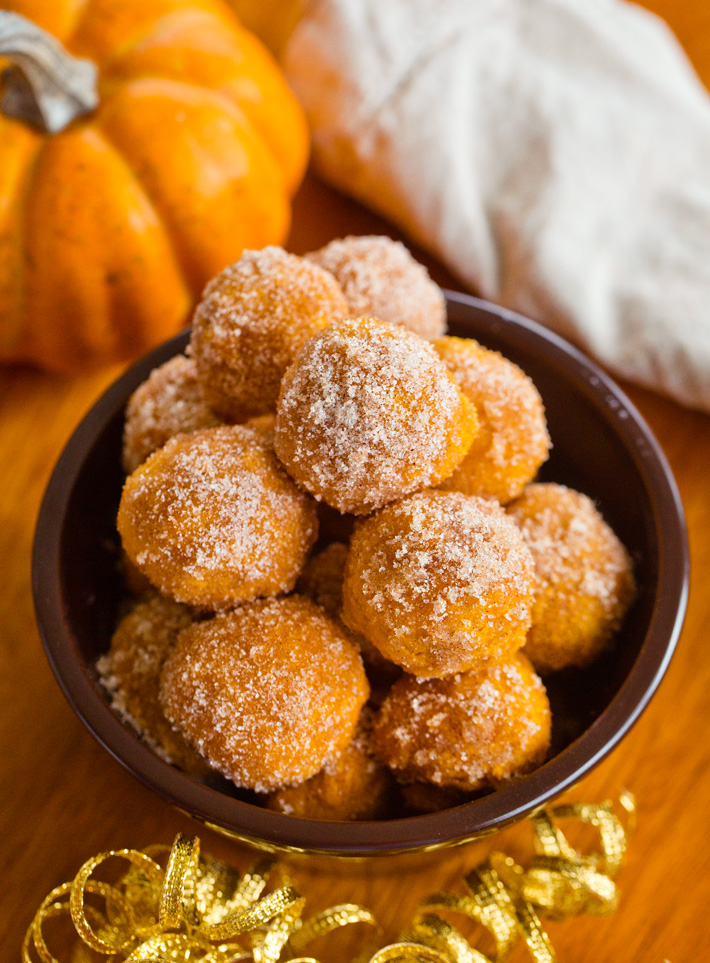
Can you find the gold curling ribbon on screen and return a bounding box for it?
[23,794,634,963]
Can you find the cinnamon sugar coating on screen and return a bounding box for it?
[159,596,369,792]
[190,247,350,421]
[306,235,446,339]
[265,712,393,820]
[274,317,478,514]
[373,655,551,791]
[507,483,636,672]
[342,490,536,679]
[96,595,207,775]
[117,425,318,610]
[122,355,221,474]
[434,337,551,504]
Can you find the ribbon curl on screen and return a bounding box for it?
[23,793,634,963]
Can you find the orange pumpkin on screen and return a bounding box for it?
[0,0,308,371]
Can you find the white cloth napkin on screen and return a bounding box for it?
[285,0,710,412]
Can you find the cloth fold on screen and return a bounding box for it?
[285,0,710,412]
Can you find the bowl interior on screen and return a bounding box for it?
[33,293,688,857]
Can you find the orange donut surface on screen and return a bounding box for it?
[274,317,478,514]
[297,542,400,683]
[159,596,369,792]
[118,425,318,609]
[306,235,446,339]
[265,712,393,820]
[373,654,551,791]
[342,490,536,678]
[507,482,636,672]
[122,355,221,473]
[434,336,551,503]
[96,595,207,775]
[190,247,350,421]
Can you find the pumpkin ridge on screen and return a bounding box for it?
[0,131,43,362]
[95,78,219,298]
[223,24,308,193]
[92,8,308,195]
[88,7,242,70]
[98,75,289,295]
[88,126,193,362]
[65,0,241,64]
[96,70,289,198]
[21,125,191,370]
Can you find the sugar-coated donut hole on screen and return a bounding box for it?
[306,235,446,339]
[373,654,551,791]
[117,424,318,610]
[96,595,208,777]
[507,482,636,672]
[274,317,479,514]
[434,336,551,504]
[264,710,394,820]
[159,596,369,792]
[190,247,350,422]
[342,490,536,678]
[122,355,221,473]
[297,542,402,684]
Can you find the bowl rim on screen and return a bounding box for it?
[32,291,689,857]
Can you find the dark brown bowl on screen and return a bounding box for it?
[32,293,688,858]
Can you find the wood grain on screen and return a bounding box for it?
[2,3,710,958]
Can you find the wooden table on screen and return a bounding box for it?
[2,4,710,959]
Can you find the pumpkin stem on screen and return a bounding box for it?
[0,11,98,133]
